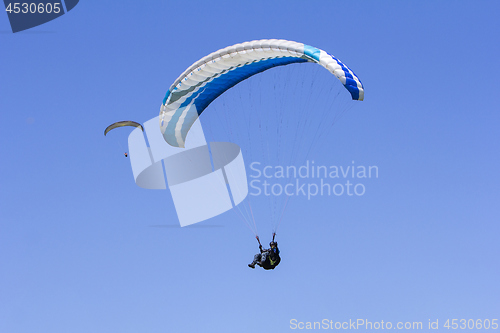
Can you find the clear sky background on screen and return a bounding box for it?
[1,1,499,332]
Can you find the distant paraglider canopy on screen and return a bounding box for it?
[104,121,144,136]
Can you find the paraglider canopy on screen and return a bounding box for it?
[104,121,144,136]
[159,39,364,148]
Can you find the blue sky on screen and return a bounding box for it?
[1,1,499,332]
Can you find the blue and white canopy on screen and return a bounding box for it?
[160,39,364,148]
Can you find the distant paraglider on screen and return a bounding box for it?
[104,121,144,157]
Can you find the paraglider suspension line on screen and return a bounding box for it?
[274,195,290,235]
